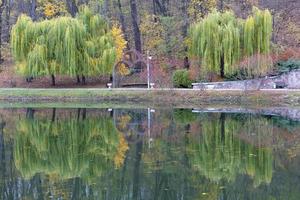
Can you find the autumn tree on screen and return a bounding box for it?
[189,7,272,79]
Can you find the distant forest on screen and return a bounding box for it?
[1,0,299,59]
[0,0,299,87]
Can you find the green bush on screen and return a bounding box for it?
[172,69,193,88]
[275,59,300,74]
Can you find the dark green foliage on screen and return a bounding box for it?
[275,59,300,74]
[173,109,197,124]
[172,69,193,88]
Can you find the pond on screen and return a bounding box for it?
[0,107,300,199]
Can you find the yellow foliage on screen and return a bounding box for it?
[114,134,129,168]
[188,0,217,21]
[111,25,128,75]
[118,63,130,76]
[140,14,164,55]
[118,115,131,130]
[42,0,67,18]
[111,26,127,61]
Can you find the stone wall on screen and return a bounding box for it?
[192,70,300,90]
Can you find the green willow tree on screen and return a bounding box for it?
[11,7,116,85]
[14,113,124,183]
[189,7,272,79]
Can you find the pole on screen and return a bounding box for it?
[148,108,151,148]
[147,51,150,89]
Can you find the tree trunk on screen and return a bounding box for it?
[102,0,109,18]
[116,0,128,44]
[129,0,142,52]
[82,75,86,85]
[132,139,142,200]
[220,54,225,78]
[77,75,81,83]
[219,0,224,12]
[0,9,3,64]
[17,0,26,13]
[153,0,168,16]
[152,0,157,15]
[4,0,11,42]
[65,0,78,17]
[51,108,56,122]
[220,113,225,143]
[26,108,35,119]
[51,74,56,86]
[181,0,189,38]
[0,0,7,63]
[29,0,37,21]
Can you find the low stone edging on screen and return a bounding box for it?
[193,70,300,90]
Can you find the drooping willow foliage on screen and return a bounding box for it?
[14,114,128,183]
[189,7,272,79]
[187,114,273,187]
[11,7,117,84]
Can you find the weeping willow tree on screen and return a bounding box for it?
[14,113,128,183]
[11,7,117,85]
[187,114,273,187]
[189,7,272,79]
[243,8,273,76]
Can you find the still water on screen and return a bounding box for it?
[0,108,300,200]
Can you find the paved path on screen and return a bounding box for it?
[0,88,300,92]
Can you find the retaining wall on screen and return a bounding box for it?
[192,70,300,90]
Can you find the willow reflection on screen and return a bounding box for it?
[187,114,273,187]
[14,109,128,183]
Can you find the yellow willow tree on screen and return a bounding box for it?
[189,7,272,79]
[10,7,122,85]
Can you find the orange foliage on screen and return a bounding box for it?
[275,48,300,61]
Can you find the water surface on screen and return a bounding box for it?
[0,108,300,199]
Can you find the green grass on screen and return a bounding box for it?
[0,88,299,107]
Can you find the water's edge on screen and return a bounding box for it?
[0,88,299,106]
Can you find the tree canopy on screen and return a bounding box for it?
[189,7,273,79]
[10,7,123,85]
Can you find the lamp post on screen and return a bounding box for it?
[147,51,152,89]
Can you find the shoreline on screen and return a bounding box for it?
[0,88,299,107]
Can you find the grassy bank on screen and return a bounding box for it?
[0,88,299,107]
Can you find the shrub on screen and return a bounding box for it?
[275,59,300,74]
[172,69,193,88]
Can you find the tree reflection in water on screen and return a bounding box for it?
[14,109,128,184]
[1,108,299,199]
[187,113,273,187]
